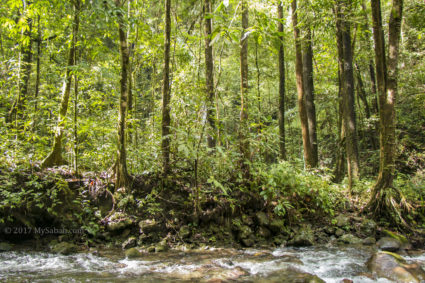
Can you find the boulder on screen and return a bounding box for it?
[138,219,163,234]
[377,237,402,252]
[0,242,12,252]
[368,251,425,283]
[242,214,254,226]
[290,226,314,247]
[264,268,325,283]
[360,219,377,235]
[335,228,345,237]
[335,214,350,228]
[125,247,142,258]
[256,211,270,227]
[178,226,191,239]
[338,234,362,245]
[269,218,285,234]
[257,226,272,238]
[122,236,137,250]
[363,237,377,245]
[51,242,78,255]
[155,239,169,252]
[106,212,133,232]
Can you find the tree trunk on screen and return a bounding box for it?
[41,1,80,168]
[277,1,286,161]
[355,63,371,119]
[291,0,314,169]
[302,27,318,167]
[204,0,216,148]
[115,0,130,188]
[34,15,42,130]
[361,0,379,114]
[367,0,403,215]
[162,0,172,174]
[239,0,250,178]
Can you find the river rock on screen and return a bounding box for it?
[256,211,270,227]
[264,268,325,283]
[377,237,402,252]
[51,241,78,255]
[0,242,12,251]
[335,228,345,237]
[290,226,314,247]
[139,219,163,234]
[155,239,169,252]
[269,218,285,234]
[125,247,142,258]
[335,214,350,228]
[178,226,191,239]
[367,251,424,282]
[106,212,133,232]
[257,226,271,238]
[338,234,362,245]
[122,236,137,249]
[360,219,377,235]
[362,237,376,245]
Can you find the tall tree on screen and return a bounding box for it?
[340,0,360,186]
[277,1,286,160]
[367,0,403,215]
[291,0,314,169]
[204,0,216,148]
[41,0,80,168]
[115,0,131,188]
[239,0,250,178]
[162,0,172,174]
[302,27,318,167]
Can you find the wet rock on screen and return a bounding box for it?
[106,212,133,232]
[335,214,350,228]
[324,226,335,235]
[363,237,376,245]
[341,279,353,283]
[155,238,168,252]
[178,226,191,239]
[377,237,402,252]
[122,236,137,250]
[51,241,77,255]
[257,226,271,238]
[338,234,362,245]
[256,211,270,227]
[241,237,255,247]
[242,214,254,226]
[335,228,345,237]
[360,219,377,235]
[290,226,314,247]
[0,242,12,252]
[125,247,142,258]
[138,219,163,234]
[368,251,424,283]
[263,268,325,283]
[269,218,285,234]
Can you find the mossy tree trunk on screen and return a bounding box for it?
[277,1,286,161]
[41,0,80,168]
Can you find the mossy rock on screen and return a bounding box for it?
[255,211,270,227]
[338,234,362,245]
[125,247,142,258]
[0,242,13,252]
[122,236,137,250]
[383,230,409,243]
[377,237,402,252]
[290,225,314,247]
[51,242,78,255]
[178,226,191,239]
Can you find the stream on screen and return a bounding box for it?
[1,245,424,282]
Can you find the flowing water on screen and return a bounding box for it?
[1,245,424,282]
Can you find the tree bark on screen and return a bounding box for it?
[368,0,403,215]
[277,1,286,161]
[115,0,130,187]
[204,0,216,148]
[291,0,314,169]
[162,0,172,174]
[302,27,318,167]
[41,0,80,168]
[239,0,250,178]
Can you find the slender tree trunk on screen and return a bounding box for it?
[368,0,403,215]
[355,63,371,119]
[361,0,379,114]
[33,15,42,133]
[291,0,314,169]
[41,1,80,168]
[302,27,318,167]
[162,0,172,174]
[204,0,216,148]
[115,0,130,188]
[277,1,286,160]
[239,0,250,178]
[333,4,346,183]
